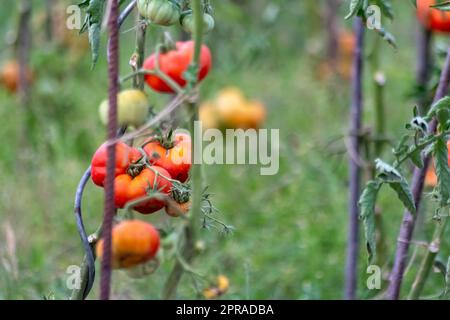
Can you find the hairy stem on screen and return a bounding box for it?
[386,46,450,300]
[99,0,120,300]
[408,217,448,300]
[161,0,204,299]
[132,16,146,90]
[344,17,364,300]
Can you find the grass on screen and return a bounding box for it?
[0,0,449,300]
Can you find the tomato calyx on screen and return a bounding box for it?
[159,32,177,53]
[127,162,146,178]
[170,180,191,204]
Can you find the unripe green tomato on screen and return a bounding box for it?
[99,89,149,128]
[181,12,215,34]
[137,0,181,26]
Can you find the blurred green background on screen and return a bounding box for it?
[0,0,448,299]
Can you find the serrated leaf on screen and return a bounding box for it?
[427,96,450,118]
[433,137,450,207]
[359,180,382,263]
[345,0,364,19]
[431,1,450,11]
[437,109,450,128]
[388,176,416,214]
[376,0,394,19]
[375,159,402,181]
[78,0,106,68]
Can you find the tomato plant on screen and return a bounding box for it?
[142,40,212,93]
[96,220,160,269]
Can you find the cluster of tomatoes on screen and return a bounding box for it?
[199,87,266,130]
[92,131,192,268]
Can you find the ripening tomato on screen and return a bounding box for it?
[98,89,149,128]
[0,60,33,93]
[143,41,212,93]
[143,132,191,182]
[96,220,160,269]
[137,0,181,26]
[91,142,142,187]
[417,0,450,33]
[114,166,172,214]
[180,11,215,34]
[214,87,266,129]
[165,200,191,217]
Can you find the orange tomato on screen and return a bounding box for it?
[114,166,172,214]
[200,87,266,130]
[0,60,33,93]
[143,132,192,183]
[96,220,160,269]
[165,200,191,217]
[417,0,450,33]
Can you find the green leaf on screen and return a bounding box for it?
[436,108,450,128]
[410,147,424,169]
[345,0,364,19]
[376,0,394,20]
[431,1,450,11]
[359,180,382,263]
[375,159,402,181]
[375,159,416,213]
[433,137,450,207]
[427,96,450,118]
[78,0,106,68]
[387,177,416,214]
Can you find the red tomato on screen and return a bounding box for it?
[142,41,212,93]
[417,0,450,33]
[143,132,192,182]
[91,142,141,187]
[114,166,172,214]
